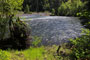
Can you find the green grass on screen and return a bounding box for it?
[23,46,45,60]
[0,46,58,60]
[1,44,83,60]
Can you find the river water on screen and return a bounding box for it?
[20,14,84,45]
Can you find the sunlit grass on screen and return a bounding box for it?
[0,45,73,60]
[22,46,45,60]
[2,46,57,60]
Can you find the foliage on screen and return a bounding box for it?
[0,46,58,60]
[77,11,90,19]
[86,0,90,10]
[0,0,31,49]
[0,0,24,17]
[58,0,87,16]
[56,29,90,60]
[0,17,9,40]
[24,4,30,13]
[0,0,24,39]
[43,0,50,11]
[23,0,62,13]
[0,1,10,17]
[23,0,88,16]
[9,17,31,49]
[23,0,44,12]
[51,9,55,16]
[0,42,89,60]
[85,22,90,29]
[0,17,31,49]
[0,49,10,60]
[77,11,90,29]
[70,29,90,60]
[32,36,42,47]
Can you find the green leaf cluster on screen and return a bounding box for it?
[0,49,10,60]
[70,29,90,60]
[77,11,90,19]
[0,17,9,40]
[24,4,30,13]
[58,0,87,16]
[0,0,24,17]
[32,36,42,47]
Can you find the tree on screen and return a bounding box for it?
[0,0,24,17]
[0,0,24,39]
[0,0,24,32]
[0,0,31,49]
[23,0,50,12]
[58,0,87,16]
[24,4,30,13]
[87,0,90,10]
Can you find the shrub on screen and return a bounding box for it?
[0,50,10,60]
[77,11,90,19]
[85,22,90,29]
[32,36,42,47]
[0,17,31,50]
[24,4,30,13]
[57,29,90,60]
[70,29,90,60]
[51,9,55,16]
[58,0,87,16]
[77,11,90,29]
[0,17,9,40]
[10,17,31,49]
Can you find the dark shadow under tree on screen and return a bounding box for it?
[0,15,31,50]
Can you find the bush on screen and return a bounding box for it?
[0,17,31,50]
[0,17,9,40]
[70,29,90,60]
[9,17,31,49]
[32,36,42,47]
[77,11,90,29]
[0,50,10,60]
[24,4,30,13]
[77,11,90,19]
[51,9,55,16]
[58,0,87,16]
[57,29,90,60]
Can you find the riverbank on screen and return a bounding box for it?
[0,45,59,60]
[16,12,51,17]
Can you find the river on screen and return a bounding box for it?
[20,14,84,45]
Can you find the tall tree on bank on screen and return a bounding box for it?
[0,0,24,40]
[0,0,31,49]
[23,0,45,12]
[23,0,68,13]
[0,0,24,43]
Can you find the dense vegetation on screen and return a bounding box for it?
[0,0,23,40]
[57,29,90,60]
[70,29,90,60]
[0,0,31,49]
[23,0,88,16]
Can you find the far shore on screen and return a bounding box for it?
[16,12,51,17]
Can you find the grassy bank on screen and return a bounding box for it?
[0,46,58,60]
